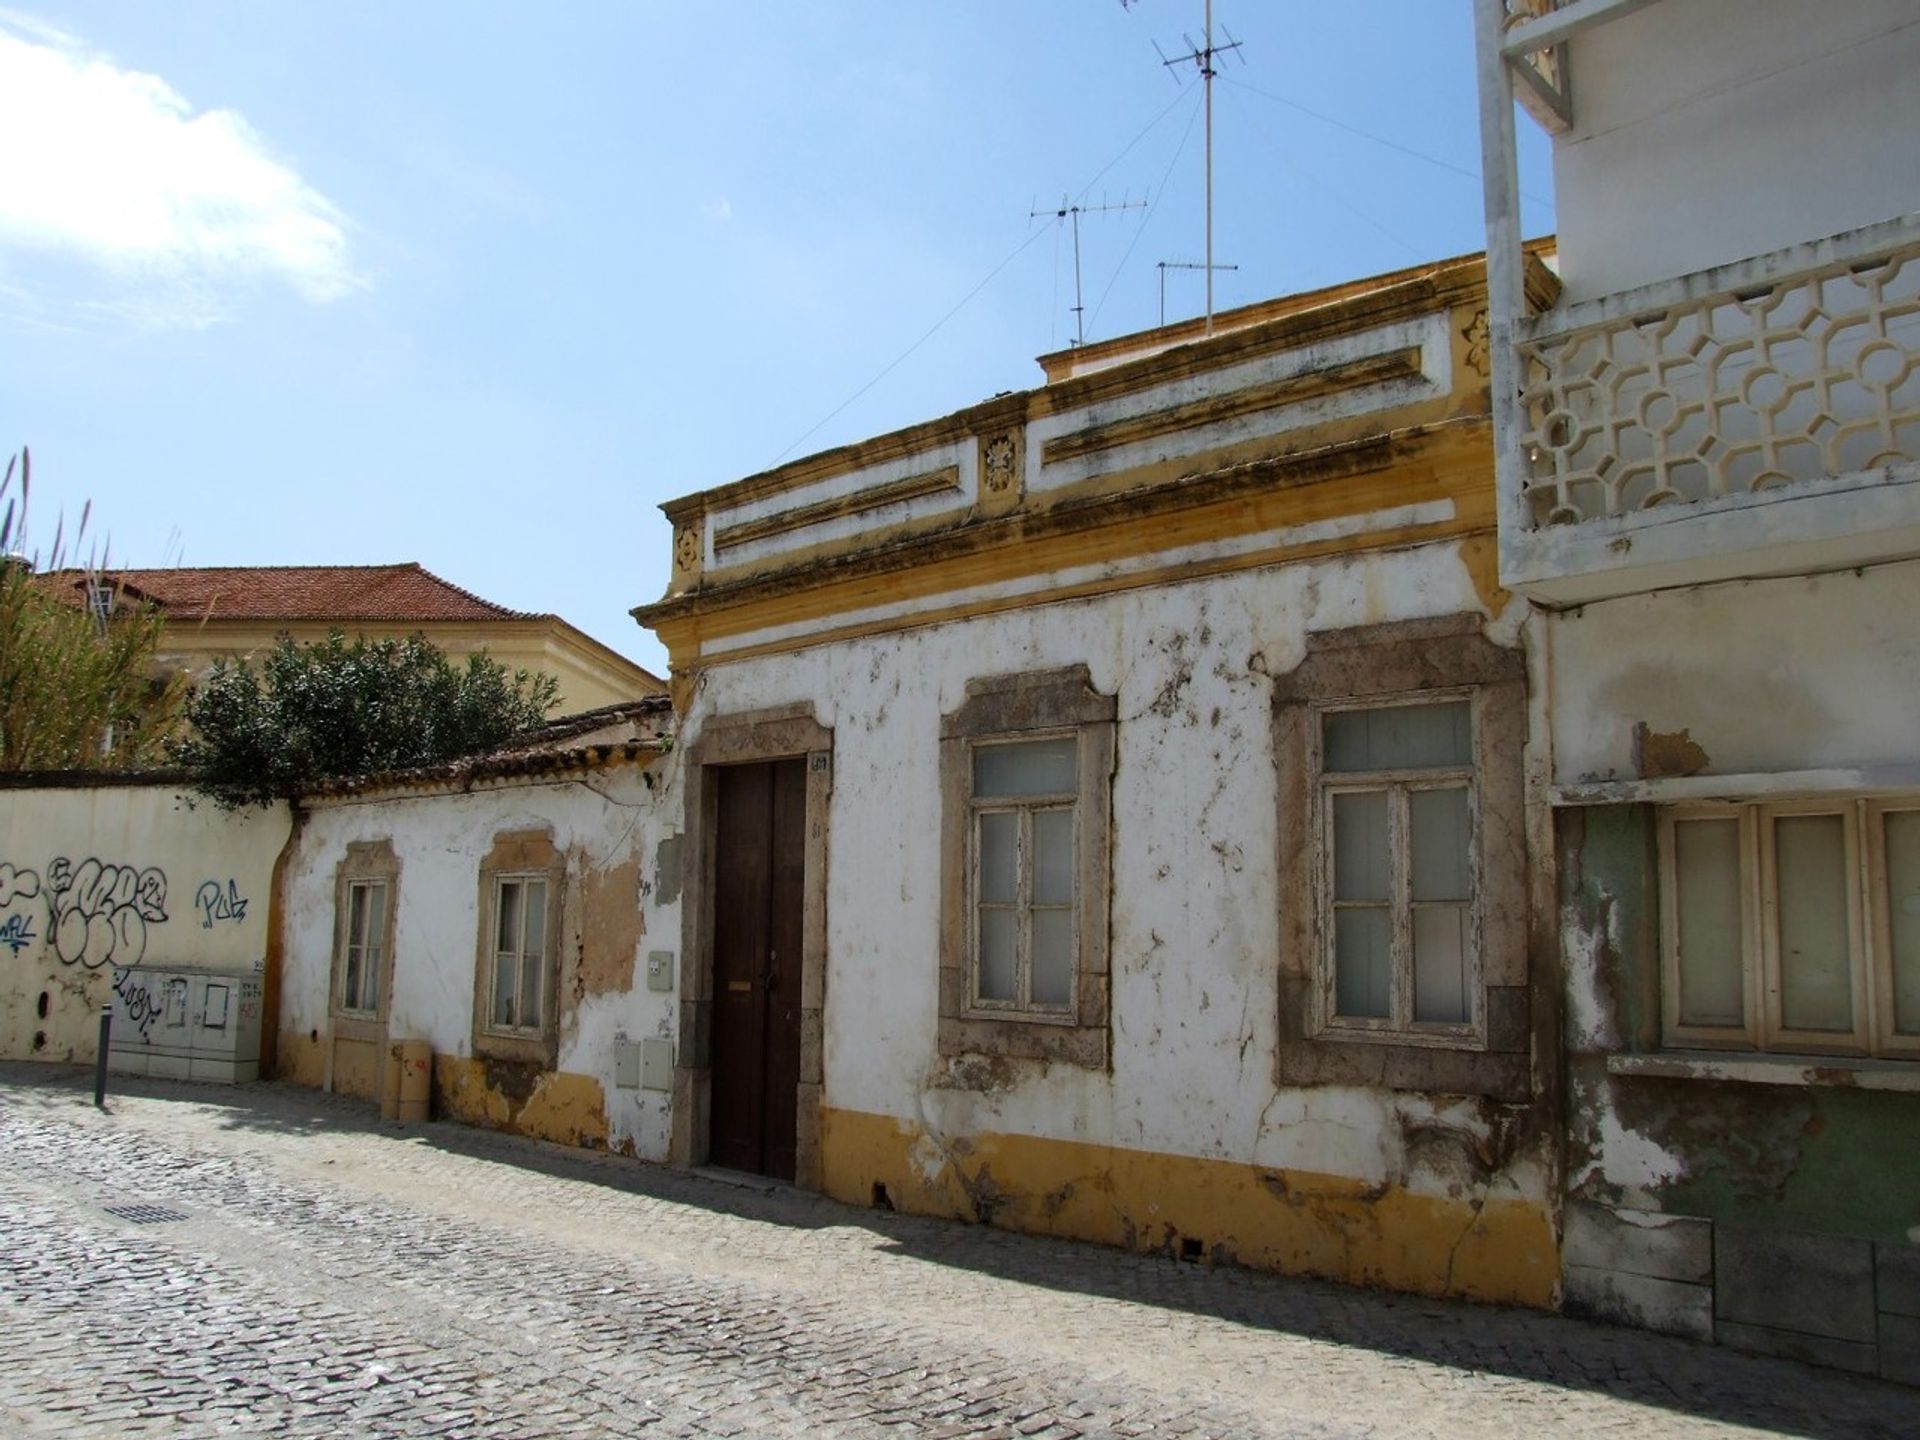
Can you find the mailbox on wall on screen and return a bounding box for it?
[108,965,264,1083]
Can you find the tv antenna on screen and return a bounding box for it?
[1154,2,1244,336]
[1030,194,1149,347]
[1156,259,1239,327]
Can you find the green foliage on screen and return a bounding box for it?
[172,629,560,809]
[0,448,185,772]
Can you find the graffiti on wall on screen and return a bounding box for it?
[0,863,42,955]
[111,966,176,1043]
[195,879,250,929]
[46,858,168,970]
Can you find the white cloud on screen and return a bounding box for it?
[700,198,734,224]
[0,13,360,322]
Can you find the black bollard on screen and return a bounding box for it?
[94,1004,111,1108]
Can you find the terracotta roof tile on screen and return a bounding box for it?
[36,563,539,623]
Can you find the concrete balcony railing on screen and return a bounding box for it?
[1500,217,1920,602]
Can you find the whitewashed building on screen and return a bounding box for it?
[636,252,1567,1306]
[1476,0,1920,1379]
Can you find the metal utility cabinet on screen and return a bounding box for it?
[108,965,265,1083]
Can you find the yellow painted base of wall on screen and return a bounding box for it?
[433,1056,609,1149]
[821,1107,1559,1309]
[274,1029,326,1089]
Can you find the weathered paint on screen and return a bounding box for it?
[0,783,289,1062]
[822,1106,1558,1307]
[433,1056,611,1149]
[678,535,1557,1305]
[278,759,679,1158]
[1561,802,1920,1243]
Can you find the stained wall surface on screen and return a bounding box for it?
[1552,0,1920,300]
[678,538,1562,1306]
[0,782,289,1062]
[277,763,680,1158]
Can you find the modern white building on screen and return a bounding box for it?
[1476,0,1920,1381]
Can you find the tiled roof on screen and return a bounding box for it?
[37,563,538,623]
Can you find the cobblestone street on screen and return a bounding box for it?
[0,1066,1914,1439]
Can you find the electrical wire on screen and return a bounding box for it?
[1220,74,1551,209]
[1085,86,1202,339]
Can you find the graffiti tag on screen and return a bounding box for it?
[195,879,250,929]
[0,862,40,909]
[111,966,180,1044]
[0,913,36,954]
[48,857,168,971]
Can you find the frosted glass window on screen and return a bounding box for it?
[1030,910,1073,1007]
[1031,809,1074,905]
[1674,818,1744,1029]
[490,876,548,1032]
[1410,788,1471,901]
[1413,906,1469,1024]
[1324,702,1471,773]
[977,909,1016,1002]
[1887,810,1920,1036]
[1775,815,1852,1033]
[974,738,1077,798]
[1334,908,1391,1018]
[977,812,1017,904]
[341,880,387,1014]
[1332,791,1389,901]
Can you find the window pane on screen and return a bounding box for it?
[1030,909,1073,1007]
[977,812,1017,904]
[1334,907,1391,1018]
[496,880,522,955]
[977,908,1017,1001]
[1410,787,1471,902]
[366,883,387,951]
[1887,810,1920,1035]
[343,947,364,1012]
[974,738,1077,798]
[520,948,543,1029]
[1776,814,1852,1033]
[522,880,547,962]
[1031,808,1075,905]
[1674,818,1744,1028]
[348,883,369,950]
[1413,904,1469,1024]
[1324,702,1470,773]
[493,950,516,1027]
[1332,790,1389,902]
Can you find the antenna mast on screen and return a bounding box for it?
[1031,194,1149,346]
[1156,3,1243,336]
[1156,259,1239,327]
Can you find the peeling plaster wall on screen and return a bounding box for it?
[1548,562,1920,785]
[1553,0,1920,300]
[683,538,1560,1303]
[0,785,288,1063]
[279,766,679,1158]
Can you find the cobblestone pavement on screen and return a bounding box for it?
[2,1067,1916,1440]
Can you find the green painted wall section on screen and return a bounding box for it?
[1561,804,1920,1244]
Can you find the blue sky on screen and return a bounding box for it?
[0,3,1553,677]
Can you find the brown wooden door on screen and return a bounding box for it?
[709,758,806,1180]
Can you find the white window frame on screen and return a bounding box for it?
[1659,798,1920,1060]
[337,878,388,1018]
[1312,690,1484,1045]
[485,873,550,1037]
[965,732,1079,1022]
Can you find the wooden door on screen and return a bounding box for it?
[709,758,806,1180]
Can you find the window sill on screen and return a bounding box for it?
[1607,1051,1920,1093]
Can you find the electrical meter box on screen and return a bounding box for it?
[108,965,265,1083]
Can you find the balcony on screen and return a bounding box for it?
[1498,218,1920,602]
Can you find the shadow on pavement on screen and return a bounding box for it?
[9,1061,1918,1440]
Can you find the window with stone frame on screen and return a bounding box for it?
[939,666,1115,1069]
[330,840,399,1039]
[1274,616,1532,1101]
[1659,798,1920,1060]
[472,830,565,1066]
